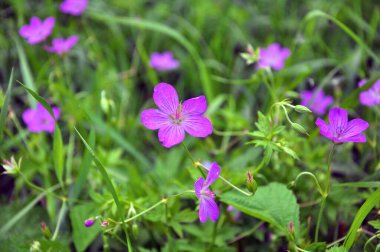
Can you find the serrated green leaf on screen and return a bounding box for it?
[220,182,300,238]
[368,220,380,230]
[327,246,348,252]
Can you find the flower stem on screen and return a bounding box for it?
[314,143,335,242]
[293,172,325,197]
[181,143,207,178]
[52,201,67,240]
[196,162,253,197]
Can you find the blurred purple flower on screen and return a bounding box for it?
[60,0,88,16]
[227,205,241,221]
[300,89,334,115]
[194,162,220,223]
[315,107,369,143]
[84,219,95,227]
[19,17,55,45]
[149,52,179,71]
[140,83,213,148]
[257,43,290,70]
[45,36,79,55]
[22,103,60,133]
[358,79,380,107]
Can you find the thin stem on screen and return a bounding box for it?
[293,172,325,197]
[196,162,253,197]
[213,129,249,136]
[251,159,266,176]
[181,143,206,178]
[325,143,336,194]
[208,216,219,252]
[281,105,293,124]
[20,172,63,200]
[327,235,346,248]
[314,196,327,242]
[52,201,67,240]
[364,233,380,251]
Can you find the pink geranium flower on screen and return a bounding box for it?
[257,43,290,70]
[45,36,79,55]
[194,162,220,223]
[59,0,88,16]
[358,79,380,107]
[19,17,55,45]
[300,89,334,115]
[140,83,213,148]
[22,103,60,133]
[149,52,180,71]
[315,107,369,143]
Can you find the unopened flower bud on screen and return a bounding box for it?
[101,220,109,227]
[100,91,115,115]
[84,219,95,227]
[132,223,139,237]
[291,123,308,135]
[294,105,312,113]
[246,170,258,194]
[40,222,51,239]
[2,156,21,175]
[127,203,137,219]
[30,241,41,252]
[240,44,260,65]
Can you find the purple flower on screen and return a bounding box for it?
[45,36,79,55]
[19,17,55,45]
[84,219,95,227]
[22,103,60,133]
[194,162,220,223]
[149,52,180,71]
[140,83,213,148]
[315,107,369,143]
[227,205,241,221]
[59,0,88,16]
[257,43,290,70]
[300,89,334,115]
[358,79,380,107]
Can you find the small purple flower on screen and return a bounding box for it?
[45,36,79,55]
[84,219,95,227]
[22,103,60,133]
[315,107,369,143]
[19,17,55,45]
[358,79,380,107]
[194,162,220,223]
[300,89,334,115]
[60,0,88,16]
[149,52,180,71]
[140,83,213,148]
[257,43,290,70]
[227,205,241,221]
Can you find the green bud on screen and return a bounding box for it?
[2,156,21,176]
[40,222,51,239]
[30,241,41,252]
[132,223,139,237]
[246,170,258,194]
[294,105,312,113]
[127,203,137,219]
[100,91,115,115]
[291,123,308,135]
[287,181,295,189]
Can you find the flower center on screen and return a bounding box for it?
[170,105,183,125]
[334,126,345,139]
[201,189,215,199]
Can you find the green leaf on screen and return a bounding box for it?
[327,246,348,252]
[220,182,300,238]
[70,204,101,252]
[39,240,70,252]
[368,220,380,230]
[0,68,14,141]
[305,242,327,252]
[343,188,380,250]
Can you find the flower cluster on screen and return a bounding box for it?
[22,103,60,133]
[149,51,180,72]
[300,89,334,115]
[19,0,88,55]
[257,43,290,70]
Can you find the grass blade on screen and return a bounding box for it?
[343,188,380,250]
[0,68,14,141]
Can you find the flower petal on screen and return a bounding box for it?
[182,115,213,137]
[328,107,348,131]
[158,124,185,148]
[204,162,220,188]
[182,96,207,115]
[53,107,61,121]
[359,91,377,107]
[202,196,219,222]
[342,119,369,138]
[315,118,333,140]
[140,108,169,130]
[153,83,179,114]
[194,177,204,198]
[198,199,208,223]
[341,134,366,143]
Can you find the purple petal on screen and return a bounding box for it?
[204,162,220,188]
[140,108,169,130]
[153,83,179,114]
[43,17,55,31]
[158,124,185,148]
[194,177,204,198]
[182,96,207,115]
[66,35,79,47]
[315,118,333,139]
[359,91,377,106]
[200,196,219,222]
[342,119,369,138]
[52,107,61,121]
[30,16,42,26]
[328,107,348,131]
[341,134,366,143]
[358,79,367,87]
[182,115,213,138]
